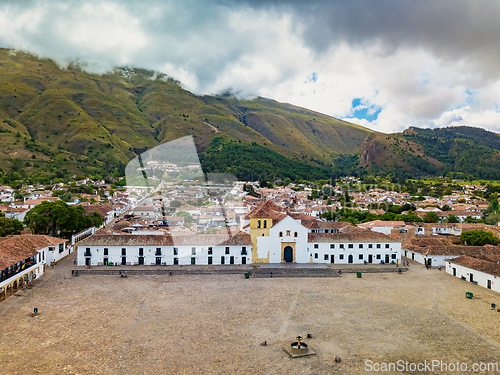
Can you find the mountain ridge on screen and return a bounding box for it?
[1,48,500,183]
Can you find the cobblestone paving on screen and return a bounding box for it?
[0,255,499,374]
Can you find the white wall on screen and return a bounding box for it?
[402,248,459,267]
[256,216,309,263]
[310,241,401,264]
[369,227,393,235]
[46,242,70,265]
[77,244,251,266]
[446,261,500,294]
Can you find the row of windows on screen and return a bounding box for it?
[315,253,397,260]
[313,243,391,249]
[88,246,247,256]
[102,256,247,265]
[310,229,339,233]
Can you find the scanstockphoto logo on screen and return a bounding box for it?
[364,359,499,373]
[124,136,243,245]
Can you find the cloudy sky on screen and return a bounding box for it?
[1,0,500,133]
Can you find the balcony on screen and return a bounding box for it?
[84,252,92,257]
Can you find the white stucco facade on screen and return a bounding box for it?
[446,260,500,294]
[77,238,251,266]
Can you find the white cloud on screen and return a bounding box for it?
[0,0,499,134]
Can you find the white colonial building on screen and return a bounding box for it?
[446,255,500,293]
[402,238,500,268]
[0,235,66,302]
[77,200,402,266]
[77,232,251,266]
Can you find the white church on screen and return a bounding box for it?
[77,200,401,266]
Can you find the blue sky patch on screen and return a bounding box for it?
[351,98,382,121]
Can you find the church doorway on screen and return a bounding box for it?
[284,246,294,262]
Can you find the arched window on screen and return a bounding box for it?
[294,232,298,237]
[279,232,283,237]
[257,220,261,228]
[263,220,267,228]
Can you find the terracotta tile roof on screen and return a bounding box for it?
[78,234,174,247]
[458,223,489,231]
[82,204,114,216]
[78,233,251,247]
[358,220,406,228]
[428,223,459,228]
[24,197,60,205]
[448,255,500,277]
[407,238,450,247]
[244,200,283,220]
[403,241,500,257]
[0,234,66,269]
[219,231,252,246]
[171,235,230,246]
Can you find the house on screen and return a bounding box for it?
[0,186,14,203]
[132,205,159,219]
[21,197,60,209]
[307,228,401,265]
[358,220,406,235]
[446,254,500,293]
[0,234,65,301]
[402,238,500,267]
[429,223,461,236]
[82,204,115,226]
[4,207,30,222]
[44,237,70,266]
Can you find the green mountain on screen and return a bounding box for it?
[359,126,500,180]
[0,48,371,183]
[1,48,500,184]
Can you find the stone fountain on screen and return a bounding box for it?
[283,335,316,358]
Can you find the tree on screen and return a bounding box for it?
[461,230,499,246]
[169,200,182,208]
[24,201,102,238]
[424,212,439,223]
[0,217,24,237]
[446,214,459,223]
[175,211,194,227]
[485,213,500,225]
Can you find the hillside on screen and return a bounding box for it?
[0,48,372,183]
[359,126,500,180]
[2,48,500,183]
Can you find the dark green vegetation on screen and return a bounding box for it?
[2,48,500,184]
[359,127,500,180]
[461,230,499,246]
[23,201,103,238]
[200,137,335,181]
[321,203,423,224]
[0,216,24,237]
